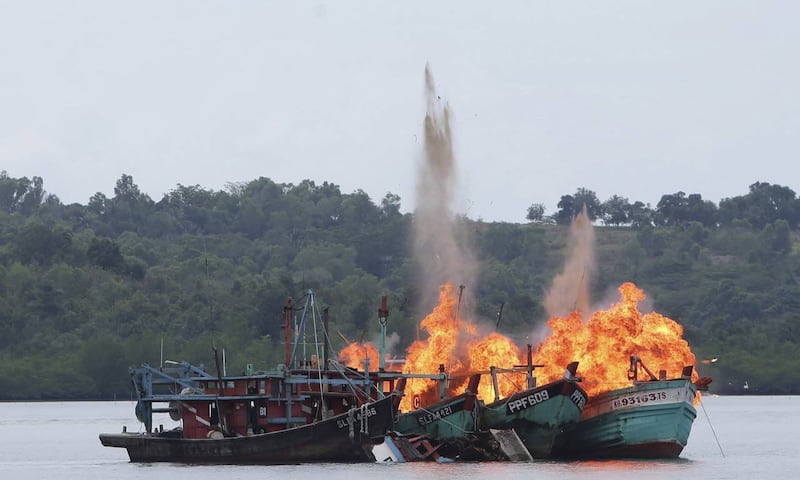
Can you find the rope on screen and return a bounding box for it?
[497,371,525,396]
[348,407,355,440]
[310,296,326,419]
[699,396,726,458]
[327,359,372,401]
[360,403,368,435]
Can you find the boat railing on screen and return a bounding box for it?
[133,362,216,399]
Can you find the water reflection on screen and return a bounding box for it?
[0,398,798,480]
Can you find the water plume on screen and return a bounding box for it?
[543,205,596,318]
[412,64,477,315]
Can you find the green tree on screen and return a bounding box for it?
[16,222,72,265]
[380,192,402,217]
[628,201,654,229]
[555,188,601,224]
[526,203,546,223]
[602,195,631,226]
[655,192,717,227]
[718,182,800,229]
[18,176,45,214]
[107,174,155,234]
[0,171,27,213]
[87,237,124,271]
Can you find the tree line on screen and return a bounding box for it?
[0,170,798,398]
[528,182,800,231]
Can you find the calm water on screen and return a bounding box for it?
[0,396,796,479]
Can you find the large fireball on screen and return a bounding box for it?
[399,283,523,411]
[533,282,698,397]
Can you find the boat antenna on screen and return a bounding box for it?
[495,302,505,330]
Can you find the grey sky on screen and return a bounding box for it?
[1,1,797,222]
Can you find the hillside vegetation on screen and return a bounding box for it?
[1,172,798,398]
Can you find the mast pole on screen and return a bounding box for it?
[323,307,330,368]
[527,344,535,389]
[283,296,293,367]
[288,291,313,369]
[378,295,389,371]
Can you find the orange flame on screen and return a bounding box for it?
[399,283,523,410]
[533,282,698,397]
[462,333,525,402]
[343,281,698,412]
[400,284,463,410]
[339,342,380,371]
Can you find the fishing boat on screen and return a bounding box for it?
[390,373,489,460]
[100,291,404,464]
[552,356,711,459]
[480,360,588,458]
[371,322,585,462]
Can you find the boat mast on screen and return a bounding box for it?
[283,296,293,367]
[212,346,231,436]
[378,295,388,371]
[323,307,330,368]
[526,344,535,389]
[288,290,314,368]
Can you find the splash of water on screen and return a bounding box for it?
[543,205,596,318]
[412,64,477,315]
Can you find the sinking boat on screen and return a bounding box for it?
[100,291,404,464]
[376,340,585,461]
[552,356,712,459]
[391,373,495,460]
[480,361,588,458]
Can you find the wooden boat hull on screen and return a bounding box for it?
[392,392,484,459]
[100,396,396,464]
[553,379,697,459]
[395,394,478,440]
[481,379,587,458]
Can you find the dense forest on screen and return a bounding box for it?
[1,171,799,399]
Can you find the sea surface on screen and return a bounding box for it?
[0,396,796,480]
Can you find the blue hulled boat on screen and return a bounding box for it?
[553,358,710,459]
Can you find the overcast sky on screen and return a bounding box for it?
[1,1,797,222]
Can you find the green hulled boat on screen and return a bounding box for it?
[480,362,588,458]
[393,374,484,458]
[553,360,709,459]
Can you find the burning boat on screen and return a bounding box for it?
[352,290,583,461]
[480,360,587,459]
[100,291,404,464]
[552,357,711,459]
[341,288,590,461]
[532,282,712,459]
[337,294,497,462]
[392,373,486,460]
